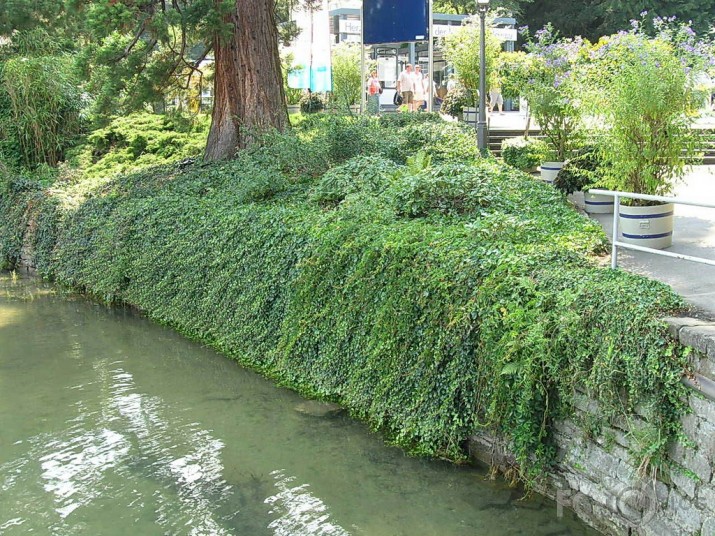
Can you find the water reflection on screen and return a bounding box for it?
[0,274,597,535]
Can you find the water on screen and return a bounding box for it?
[0,272,597,535]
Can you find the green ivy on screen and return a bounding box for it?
[0,116,690,485]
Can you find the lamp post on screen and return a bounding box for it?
[476,0,489,152]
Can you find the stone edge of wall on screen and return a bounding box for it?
[469,316,715,536]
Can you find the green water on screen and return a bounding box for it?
[0,273,597,535]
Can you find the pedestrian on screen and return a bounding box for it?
[397,63,415,112]
[489,86,504,114]
[422,73,437,110]
[413,65,425,111]
[366,70,381,114]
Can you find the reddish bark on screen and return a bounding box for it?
[205,0,288,161]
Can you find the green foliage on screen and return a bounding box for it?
[442,17,502,106]
[299,91,325,113]
[330,42,370,109]
[385,121,481,164]
[0,116,691,487]
[439,84,472,118]
[310,155,399,206]
[553,145,603,195]
[66,112,209,178]
[583,22,709,202]
[501,137,549,171]
[518,25,586,161]
[0,53,85,168]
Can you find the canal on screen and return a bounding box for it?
[0,272,597,535]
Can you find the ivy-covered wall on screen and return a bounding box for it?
[0,116,698,532]
[471,318,715,536]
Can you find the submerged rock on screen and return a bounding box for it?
[294,400,344,418]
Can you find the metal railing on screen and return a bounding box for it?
[588,189,715,269]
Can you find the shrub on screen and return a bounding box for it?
[440,85,472,118]
[501,137,549,171]
[387,121,481,164]
[299,92,325,114]
[310,155,399,206]
[67,112,208,179]
[553,145,603,195]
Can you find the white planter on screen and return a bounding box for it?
[287,105,300,115]
[540,161,564,184]
[619,203,674,250]
[584,192,614,214]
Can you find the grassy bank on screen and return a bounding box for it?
[0,113,690,483]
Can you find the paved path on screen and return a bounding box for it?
[570,166,715,319]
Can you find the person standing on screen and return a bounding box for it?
[366,70,381,115]
[489,87,504,114]
[397,64,415,112]
[413,65,425,111]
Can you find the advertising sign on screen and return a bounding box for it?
[363,0,429,45]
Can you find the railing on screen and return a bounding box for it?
[588,189,715,269]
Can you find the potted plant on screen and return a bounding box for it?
[517,26,586,183]
[500,137,549,173]
[586,17,712,248]
[552,145,613,213]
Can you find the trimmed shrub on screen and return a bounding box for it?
[501,137,549,171]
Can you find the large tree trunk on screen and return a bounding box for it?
[205,0,288,161]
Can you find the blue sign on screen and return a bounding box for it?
[363,0,429,45]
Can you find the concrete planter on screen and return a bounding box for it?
[619,202,674,249]
[539,161,564,184]
[584,192,614,214]
[287,105,300,115]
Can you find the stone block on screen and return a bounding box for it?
[691,393,715,424]
[670,443,713,483]
[664,316,712,339]
[702,516,715,536]
[682,413,701,442]
[696,421,715,464]
[641,512,688,536]
[697,484,715,514]
[671,469,698,498]
[669,490,703,533]
[681,325,715,360]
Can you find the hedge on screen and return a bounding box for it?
[0,114,689,484]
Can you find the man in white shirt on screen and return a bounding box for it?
[397,64,415,112]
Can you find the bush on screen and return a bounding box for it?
[553,145,603,195]
[440,85,472,118]
[310,155,399,206]
[299,92,325,114]
[501,137,549,171]
[67,112,209,178]
[386,121,481,164]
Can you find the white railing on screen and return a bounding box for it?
[588,189,715,269]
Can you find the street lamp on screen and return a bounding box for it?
[476,0,489,152]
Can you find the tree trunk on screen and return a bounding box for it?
[204,0,288,161]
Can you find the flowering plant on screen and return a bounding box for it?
[584,15,715,204]
[517,25,585,161]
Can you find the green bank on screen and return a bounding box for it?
[0,113,690,484]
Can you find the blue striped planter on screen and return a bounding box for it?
[619,203,674,250]
[584,192,614,214]
[539,161,563,184]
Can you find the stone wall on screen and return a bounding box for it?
[469,316,715,536]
